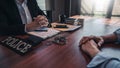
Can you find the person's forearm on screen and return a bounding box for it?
[26,22,39,32]
[101,34,117,43]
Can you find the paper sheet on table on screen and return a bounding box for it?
[28,28,60,39]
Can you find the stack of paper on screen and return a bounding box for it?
[28,28,60,39]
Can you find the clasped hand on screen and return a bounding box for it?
[79,36,105,58]
[79,35,104,47]
[26,15,49,32]
[34,15,49,27]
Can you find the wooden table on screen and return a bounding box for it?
[0,17,119,68]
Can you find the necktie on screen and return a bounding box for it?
[20,5,27,24]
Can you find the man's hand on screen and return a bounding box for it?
[79,35,104,47]
[34,15,49,27]
[26,15,49,32]
[81,40,100,58]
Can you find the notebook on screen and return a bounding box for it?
[28,28,60,39]
[52,23,82,31]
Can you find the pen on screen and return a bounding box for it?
[34,30,48,32]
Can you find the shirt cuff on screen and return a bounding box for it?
[87,52,118,68]
[24,25,28,32]
[114,28,120,43]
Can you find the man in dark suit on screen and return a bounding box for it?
[0,0,48,35]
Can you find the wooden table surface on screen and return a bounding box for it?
[0,17,119,68]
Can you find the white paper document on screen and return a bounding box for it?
[28,28,60,39]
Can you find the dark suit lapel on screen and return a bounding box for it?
[27,0,34,20]
[7,0,23,24]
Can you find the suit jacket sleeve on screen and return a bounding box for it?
[27,0,46,18]
[0,9,26,35]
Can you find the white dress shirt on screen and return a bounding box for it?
[15,0,32,24]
